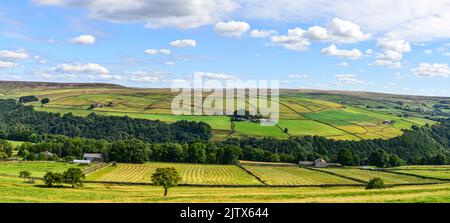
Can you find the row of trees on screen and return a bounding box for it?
[0,99,212,143]
[17,136,243,164]
[43,168,85,188]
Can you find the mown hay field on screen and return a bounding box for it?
[317,168,439,185]
[241,165,359,186]
[86,163,262,185]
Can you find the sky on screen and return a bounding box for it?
[0,0,450,97]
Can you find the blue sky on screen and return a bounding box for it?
[0,0,450,96]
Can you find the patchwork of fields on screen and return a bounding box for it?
[2,161,447,187]
[0,86,436,141]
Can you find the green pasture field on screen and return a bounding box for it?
[232,122,288,138]
[241,165,359,185]
[302,110,380,126]
[86,163,262,185]
[317,168,439,185]
[2,175,450,202]
[6,140,26,148]
[277,119,348,137]
[0,161,82,178]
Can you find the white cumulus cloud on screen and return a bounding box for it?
[411,63,450,77]
[374,33,411,68]
[169,39,197,48]
[271,28,310,51]
[0,61,16,68]
[322,44,362,59]
[250,29,277,38]
[377,33,411,53]
[0,49,29,61]
[54,63,109,74]
[304,18,370,43]
[214,21,250,37]
[70,35,96,45]
[334,74,371,86]
[145,48,171,55]
[194,72,237,80]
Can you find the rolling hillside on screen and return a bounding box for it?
[0,80,444,141]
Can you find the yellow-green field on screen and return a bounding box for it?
[2,175,450,203]
[86,163,263,185]
[240,165,359,185]
[317,168,440,184]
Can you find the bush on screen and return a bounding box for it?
[365,177,385,190]
[19,95,39,104]
[40,98,50,104]
[19,171,33,183]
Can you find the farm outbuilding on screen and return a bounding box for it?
[299,158,341,168]
[71,159,91,164]
[83,153,104,162]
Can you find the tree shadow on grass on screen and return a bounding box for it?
[34,184,71,189]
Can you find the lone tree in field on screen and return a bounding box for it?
[365,177,385,190]
[63,168,85,188]
[19,171,33,183]
[151,167,181,196]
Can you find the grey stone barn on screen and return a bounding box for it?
[83,153,104,163]
[299,158,341,168]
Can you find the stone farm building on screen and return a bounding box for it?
[299,158,341,168]
[83,153,104,162]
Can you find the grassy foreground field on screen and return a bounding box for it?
[2,161,450,202]
[2,175,450,203]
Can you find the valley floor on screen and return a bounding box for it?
[1,175,450,203]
